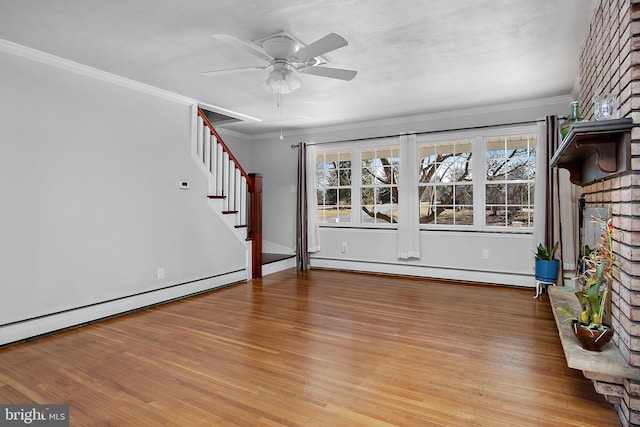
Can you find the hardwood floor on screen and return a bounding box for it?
[0,269,620,426]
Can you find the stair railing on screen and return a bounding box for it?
[196,108,262,278]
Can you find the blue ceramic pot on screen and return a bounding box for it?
[535,259,559,282]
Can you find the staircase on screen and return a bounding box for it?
[195,108,263,278]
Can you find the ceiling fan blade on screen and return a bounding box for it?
[201,65,271,77]
[212,34,273,62]
[295,33,348,63]
[300,66,357,81]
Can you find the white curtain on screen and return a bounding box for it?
[397,133,421,259]
[306,144,320,252]
[532,120,547,251]
[557,169,577,278]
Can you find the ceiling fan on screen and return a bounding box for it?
[203,32,357,94]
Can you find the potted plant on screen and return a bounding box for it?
[556,217,615,351]
[534,241,559,283]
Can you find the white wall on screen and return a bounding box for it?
[217,128,254,173]
[0,42,248,343]
[249,96,574,286]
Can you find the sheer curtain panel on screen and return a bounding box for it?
[397,134,421,259]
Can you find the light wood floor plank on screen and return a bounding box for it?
[0,269,620,426]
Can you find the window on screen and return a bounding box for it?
[361,146,399,224]
[485,134,536,228]
[316,151,352,223]
[418,140,473,225]
[313,126,537,231]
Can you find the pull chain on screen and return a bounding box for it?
[279,88,284,140]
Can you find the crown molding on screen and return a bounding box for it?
[0,39,197,106]
[250,94,573,142]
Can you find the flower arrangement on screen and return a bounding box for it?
[556,217,615,331]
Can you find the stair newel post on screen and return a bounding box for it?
[248,173,263,279]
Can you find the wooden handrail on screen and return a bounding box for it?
[197,108,250,180]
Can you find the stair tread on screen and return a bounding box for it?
[263,253,296,265]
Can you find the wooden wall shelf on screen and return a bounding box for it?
[549,287,640,380]
[550,118,633,185]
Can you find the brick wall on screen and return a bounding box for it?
[576,0,640,424]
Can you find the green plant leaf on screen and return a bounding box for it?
[556,306,577,319]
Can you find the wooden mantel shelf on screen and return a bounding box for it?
[550,118,633,185]
[548,286,640,380]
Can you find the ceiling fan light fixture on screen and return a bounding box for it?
[265,68,301,94]
[266,69,284,92]
[285,71,302,92]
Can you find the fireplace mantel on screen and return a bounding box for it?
[550,118,633,185]
[549,286,640,382]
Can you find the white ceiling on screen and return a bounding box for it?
[0,0,596,135]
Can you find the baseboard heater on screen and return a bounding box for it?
[0,269,247,347]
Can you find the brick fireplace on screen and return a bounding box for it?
[558,0,640,425]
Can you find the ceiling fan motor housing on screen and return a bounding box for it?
[262,36,299,60]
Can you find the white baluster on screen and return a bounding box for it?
[240,176,247,225]
[222,151,230,211]
[197,117,204,160]
[227,158,235,212]
[216,145,223,196]
[210,133,218,187]
[203,127,211,172]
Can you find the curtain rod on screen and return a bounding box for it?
[290,118,547,149]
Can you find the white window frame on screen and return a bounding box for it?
[314,124,536,233]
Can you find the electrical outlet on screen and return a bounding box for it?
[482,250,489,259]
[157,268,165,280]
[341,242,347,253]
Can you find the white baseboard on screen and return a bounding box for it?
[310,258,535,288]
[0,270,247,347]
[263,257,296,276]
[262,240,294,255]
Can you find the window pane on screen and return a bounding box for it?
[316,150,352,223]
[361,145,399,225]
[437,207,454,225]
[339,188,351,205]
[419,186,435,224]
[506,183,529,206]
[361,187,374,205]
[486,184,506,204]
[418,140,473,185]
[418,139,474,227]
[484,134,536,228]
[456,207,474,225]
[455,184,473,205]
[434,185,453,205]
[486,206,507,226]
